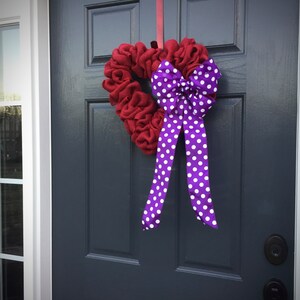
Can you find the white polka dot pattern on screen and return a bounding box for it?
[142,58,221,231]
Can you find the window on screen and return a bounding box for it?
[0,24,23,300]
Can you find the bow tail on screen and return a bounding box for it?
[142,114,182,230]
[183,116,218,229]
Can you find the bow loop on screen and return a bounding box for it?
[151,61,184,114]
[189,58,221,96]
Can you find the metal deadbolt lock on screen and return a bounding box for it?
[263,278,288,300]
[264,234,288,265]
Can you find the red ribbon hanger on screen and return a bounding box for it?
[156,0,164,48]
[151,0,164,49]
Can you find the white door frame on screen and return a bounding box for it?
[13,0,51,299]
[30,0,52,299]
[25,0,300,299]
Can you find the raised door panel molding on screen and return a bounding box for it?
[181,0,245,55]
[85,1,139,66]
[177,96,244,280]
[86,100,139,265]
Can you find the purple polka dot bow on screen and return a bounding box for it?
[142,58,222,231]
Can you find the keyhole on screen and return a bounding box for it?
[271,245,281,257]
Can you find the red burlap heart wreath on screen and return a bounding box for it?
[102,38,209,154]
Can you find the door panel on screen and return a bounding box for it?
[87,2,140,65]
[181,0,240,50]
[178,96,243,279]
[88,102,136,259]
[51,0,298,299]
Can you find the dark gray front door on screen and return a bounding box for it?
[50,0,298,299]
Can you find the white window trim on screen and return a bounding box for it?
[0,2,34,300]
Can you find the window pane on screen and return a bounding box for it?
[1,259,23,300]
[0,106,22,179]
[1,184,23,256]
[0,25,21,101]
